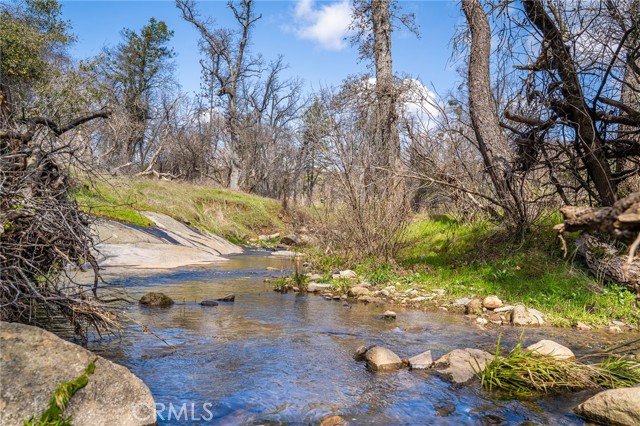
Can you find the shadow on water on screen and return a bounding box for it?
[85,252,602,425]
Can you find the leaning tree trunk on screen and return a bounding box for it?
[461,0,528,231]
[555,192,640,294]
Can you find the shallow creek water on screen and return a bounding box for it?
[85,252,625,425]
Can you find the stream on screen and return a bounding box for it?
[85,251,616,425]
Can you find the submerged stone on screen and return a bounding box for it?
[139,292,174,307]
[433,348,494,384]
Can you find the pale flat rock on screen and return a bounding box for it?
[92,213,243,271]
[408,351,433,370]
[0,322,156,426]
[575,388,640,426]
[526,340,575,360]
[271,250,305,258]
[433,348,494,383]
[307,283,332,292]
[365,346,403,372]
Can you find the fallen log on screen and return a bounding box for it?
[555,192,640,295]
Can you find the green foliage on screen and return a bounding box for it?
[394,215,639,326]
[0,0,72,83]
[24,360,97,426]
[480,338,640,397]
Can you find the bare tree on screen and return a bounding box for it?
[177,0,261,190]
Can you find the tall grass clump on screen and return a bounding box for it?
[480,337,640,397]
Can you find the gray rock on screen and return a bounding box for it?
[453,297,471,306]
[200,299,219,306]
[339,270,357,279]
[511,305,544,326]
[408,351,433,370]
[353,345,370,361]
[365,346,403,372]
[465,299,483,315]
[216,294,235,302]
[383,310,397,320]
[279,235,299,246]
[0,322,156,426]
[476,317,488,326]
[574,388,640,426]
[358,296,385,305]
[526,340,575,360]
[432,289,447,296]
[307,283,332,292]
[139,292,174,307]
[306,273,323,281]
[494,305,515,313]
[348,286,371,297]
[433,348,494,383]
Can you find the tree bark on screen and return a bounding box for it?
[371,0,399,170]
[461,0,527,229]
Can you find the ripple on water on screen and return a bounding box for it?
[85,253,599,425]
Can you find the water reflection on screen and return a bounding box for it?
[87,252,605,425]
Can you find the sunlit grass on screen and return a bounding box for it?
[71,176,287,242]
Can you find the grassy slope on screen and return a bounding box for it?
[73,178,637,327]
[316,215,638,327]
[72,177,288,243]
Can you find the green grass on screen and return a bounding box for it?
[71,177,288,243]
[480,337,640,397]
[395,215,639,326]
[318,214,639,327]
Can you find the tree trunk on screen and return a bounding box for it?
[461,0,527,230]
[371,0,399,172]
[521,0,616,206]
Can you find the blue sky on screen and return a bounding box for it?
[59,1,464,96]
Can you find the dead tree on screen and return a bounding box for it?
[555,192,640,294]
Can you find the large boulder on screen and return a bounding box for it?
[0,322,156,426]
[139,292,174,307]
[433,348,494,384]
[574,388,640,426]
[364,346,403,372]
[526,340,575,360]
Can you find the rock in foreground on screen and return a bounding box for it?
[574,388,640,426]
[200,299,219,306]
[365,346,403,372]
[139,292,174,307]
[0,322,156,426]
[433,348,494,384]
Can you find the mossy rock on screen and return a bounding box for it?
[139,292,174,307]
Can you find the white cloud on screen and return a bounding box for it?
[291,0,352,51]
